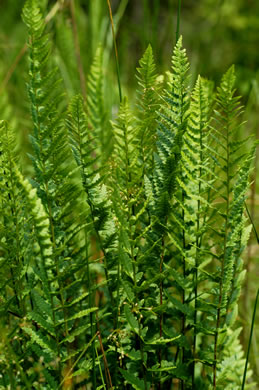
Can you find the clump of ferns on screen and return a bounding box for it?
[0,0,257,389]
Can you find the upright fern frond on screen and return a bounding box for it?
[0,121,25,320]
[112,97,140,207]
[209,66,254,388]
[0,120,60,386]
[22,0,66,206]
[151,36,190,219]
[67,94,116,294]
[23,0,84,270]
[141,37,192,387]
[15,168,53,291]
[87,46,111,161]
[183,76,215,385]
[22,3,102,385]
[136,44,160,178]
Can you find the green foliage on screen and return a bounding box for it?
[136,44,160,178]
[0,1,257,389]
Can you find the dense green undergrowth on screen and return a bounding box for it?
[0,1,258,389]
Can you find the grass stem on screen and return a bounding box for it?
[241,289,259,389]
[97,330,113,389]
[176,0,182,42]
[58,332,98,389]
[106,0,122,103]
[0,1,63,95]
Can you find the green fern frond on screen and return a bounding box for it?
[112,97,140,207]
[67,94,117,310]
[14,167,53,282]
[151,36,190,220]
[87,46,111,161]
[0,121,28,320]
[207,66,256,388]
[136,44,160,177]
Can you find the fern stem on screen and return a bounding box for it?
[213,113,231,389]
[129,204,147,389]
[96,345,106,388]
[45,178,71,366]
[9,266,21,313]
[176,0,182,42]
[159,236,165,337]
[192,184,201,387]
[114,236,122,390]
[241,289,259,390]
[90,310,96,390]
[181,191,186,390]
[70,0,87,100]
[39,239,62,375]
[139,318,148,390]
[85,228,96,390]
[106,0,122,103]
[87,196,114,305]
[97,330,113,389]
[180,95,186,390]
[158,236,165,390]
[58,331,98,389]
[192,85,204,388]
[127,120,147,390]
[132,232,147,390]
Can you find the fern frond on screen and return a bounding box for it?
[0,121,28,320]
[87,46,111,161]
[67,94,117,308]
[208,66,255,388]
[136,44,160,177]
[112,97,140,207]
[151,36,190,220]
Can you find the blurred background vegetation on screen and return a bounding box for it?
[0,0,258,384]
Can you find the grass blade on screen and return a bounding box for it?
[242,289,259,389]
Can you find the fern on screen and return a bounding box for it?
[207,66,256,388]
[136,44,160,179]
[0,4,257,389]
[87,46,112,162]
[67,94,116,289]
[143,38,191,387]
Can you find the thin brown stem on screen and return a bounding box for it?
[0,44,27,95]
[0,1,64,94]
[97,330,113,389]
